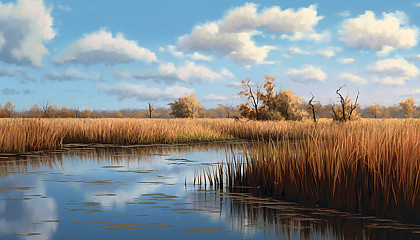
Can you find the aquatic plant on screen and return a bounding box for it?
[203,119,420,224]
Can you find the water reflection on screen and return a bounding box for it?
[0,141,418,239]
[0,175,57,240]
[188,189,420,240]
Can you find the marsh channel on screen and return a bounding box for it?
[0,141,418,240]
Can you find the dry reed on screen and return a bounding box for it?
[204,119,420,224]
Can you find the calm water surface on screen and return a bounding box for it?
[0,142,419,240]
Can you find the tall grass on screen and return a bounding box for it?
[0,117,330,153]
[204,119,420,224]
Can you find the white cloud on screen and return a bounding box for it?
[415,3,420,7]
[285,46,340,58]
[340,11,419,53]
[161,45,214,61]
[177,22,274,65]
[177,62,223,81]
[368,57,419,85]
[57,4,71,12]
[407,54,420,61]
[220,68,234,78]
[280,30,330,42]
[100,82,194,101]
[286,47,308,56]
[202,93,227,101]
[0,0,55,66]
[339,73,367,85]
[190,52,213,61]
[338,58,355,64]
[287,65,327,83]
[219,3,259,33]
[54,29,157,66]
[177,4,324,65]
[113,62,233,84]
[316,50,335,59]
[258,5,323,33]
[44,67,102,81]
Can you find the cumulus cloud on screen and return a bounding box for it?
[177,4,324,65]
[258,4,323,33]
[0,0,55,66]
[340,11,419,53]
[285,46,340,58]
[368,57,419,85]
[112,62,234,84]
[54,29,157,66]
[100,82,194,101]
[316,50,336,59]
[190,52,213,61]
[287,65,327,83]
[44,67,102,81]
[338,58,355,64]
[286,47,307,56]
[339,73,367,85]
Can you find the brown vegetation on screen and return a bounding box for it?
[202,119,420,224]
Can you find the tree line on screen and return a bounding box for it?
[0,76,419,119]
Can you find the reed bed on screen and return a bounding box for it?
[203,119,420,224]
[0,117,326,153]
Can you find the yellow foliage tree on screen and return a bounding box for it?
[168,94,203,118]
[238,75,307,121]
[3,101,15,117]
[399,98,416,118]
[367,103,381,118]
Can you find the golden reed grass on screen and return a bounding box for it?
[1,117,420,223]
[203,119,420,224]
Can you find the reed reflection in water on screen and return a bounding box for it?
[0,141,418,240]
[188,189,420,240]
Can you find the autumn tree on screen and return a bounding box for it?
[3,101,15,117]
[29,104,42,117]
[367,103,381,118]
[80,109,92,118]
[399,98,416,118]
[238,75,307,121]
[168,94,203,118]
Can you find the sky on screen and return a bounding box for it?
[1,0,420,111]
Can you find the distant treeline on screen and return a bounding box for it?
[0,99,419,119]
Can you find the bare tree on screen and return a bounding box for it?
[332,85,360,122]
[147,102,155,118]
[239,78,262,120]
[40,98,50,117]
[217,103,235,118]
[308,92,317,123]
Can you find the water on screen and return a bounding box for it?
[0,142,419,240]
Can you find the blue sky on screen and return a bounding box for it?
[1,0,420,110]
